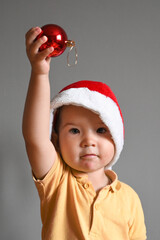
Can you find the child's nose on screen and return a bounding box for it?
[80,133,96,148]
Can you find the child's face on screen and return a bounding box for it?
[57,105,115,173]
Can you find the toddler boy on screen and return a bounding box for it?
[23,27,147,240]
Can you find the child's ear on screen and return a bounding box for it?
[51,131,60,152]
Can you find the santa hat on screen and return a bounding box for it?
[50,80,124,168]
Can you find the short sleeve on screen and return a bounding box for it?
[33,154,65,200]
[128,192,147,240]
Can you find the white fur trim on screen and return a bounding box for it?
[50,87,124,168]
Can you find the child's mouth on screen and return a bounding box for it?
[80,154,98,160]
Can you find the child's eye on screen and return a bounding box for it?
[97,127,108,134]
[69,128,80,134]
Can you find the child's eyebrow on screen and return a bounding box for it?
[96,121,107,126]
[60,122,77,129]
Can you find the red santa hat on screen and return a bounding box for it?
[50,80,124,168]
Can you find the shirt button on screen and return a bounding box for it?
[83,183,89,189]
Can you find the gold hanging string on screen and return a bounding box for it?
[66,40,78,67]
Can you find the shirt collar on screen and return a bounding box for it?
[104,169,120,192]
[71,169,88,183]
[71,168,120,193]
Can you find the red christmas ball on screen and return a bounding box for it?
[37,24,68,57]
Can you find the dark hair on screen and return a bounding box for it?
[50,107,63,150]
[52,107,63,134]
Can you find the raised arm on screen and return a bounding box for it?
[22,27,57,179]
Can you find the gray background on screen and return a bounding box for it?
[1,0,160,239]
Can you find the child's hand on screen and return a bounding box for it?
[25,27,54,75]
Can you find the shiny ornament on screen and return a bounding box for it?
[37,24,68,57]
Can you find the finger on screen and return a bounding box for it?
[46,56,51,64]
[37,47,54,60]
[25,27,41,44]
[32,35,48,53]
[27,35,48,58]
[25,27,42,47]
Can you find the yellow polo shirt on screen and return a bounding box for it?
[33,155,147,240]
